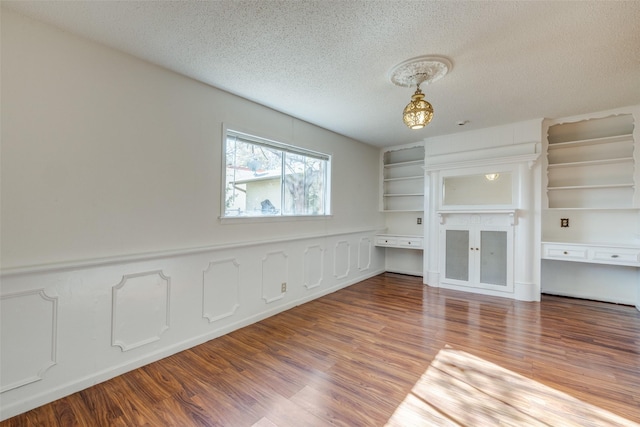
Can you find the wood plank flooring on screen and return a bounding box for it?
[2,273,639,426]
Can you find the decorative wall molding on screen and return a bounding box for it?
[438,210,518,226]
[0,230,383,421]
[1,228,381,278]
[203,258,240,323]
[112,271,171,351]
[333,240,351,279]
[425,142,541,171]
[304,245,324,290]
[0,289,57,393]
[262,251,289,303]
[358,237,372,271]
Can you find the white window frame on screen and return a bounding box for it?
[221,126,332,220]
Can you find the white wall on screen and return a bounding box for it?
[0,8,383,269]
[0,9,385,420]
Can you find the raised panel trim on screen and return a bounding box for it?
[111,270,171,352]
[262,251,289,304]
[0,289,58,393]
[358,237,372,271]
[303,245,324,290]
[202,258,241,323]
[333,240,351,279]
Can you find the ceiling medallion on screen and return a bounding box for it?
[388,56,452,130]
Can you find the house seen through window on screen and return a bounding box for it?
[223,129,331,218]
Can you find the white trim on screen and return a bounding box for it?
[1,228,383,277]
[219,214,333,224]
[0,268,385,421]
[425,143,541,171]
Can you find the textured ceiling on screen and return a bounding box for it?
[4,1,640,147]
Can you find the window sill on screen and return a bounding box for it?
[219,215,333,225]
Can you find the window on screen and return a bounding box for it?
[223,129,331,218]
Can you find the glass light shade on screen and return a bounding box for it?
[403,87,433,129]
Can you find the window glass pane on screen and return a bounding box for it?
[225,137,282,217]
[283,153,326,215]
[224,130,330,218]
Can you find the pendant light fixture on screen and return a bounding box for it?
[403,85,433,129]
[389,56,452,130]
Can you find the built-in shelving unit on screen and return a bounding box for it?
[546,130,635,209]
[381,145,425,212]
[379,143,426,277]
[541,109,640,309]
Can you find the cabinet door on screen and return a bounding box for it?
[444,229,470,283]
[441,226,513,292]
[479,230,508,287]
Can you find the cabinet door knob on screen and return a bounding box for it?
[611,254,619,258]
[563,251,568,255]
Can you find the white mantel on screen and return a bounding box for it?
[422,121,543,301]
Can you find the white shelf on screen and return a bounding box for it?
[545,207,639,211]
[383,175,422,182]
[547,157,633,169]
[384,159,423,168]
[547,133,633,149]
[547,183,634,190]
[383,193,424,197]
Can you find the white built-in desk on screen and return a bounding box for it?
[375,234,423,250]
[541,242,640,267]
[541,241,640,311]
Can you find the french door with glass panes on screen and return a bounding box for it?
[441,225,513,293]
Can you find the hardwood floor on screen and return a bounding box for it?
[2,273,639,426]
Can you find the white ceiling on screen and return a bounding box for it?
[4,1,640,147]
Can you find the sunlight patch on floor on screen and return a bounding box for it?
[386,346,638,426]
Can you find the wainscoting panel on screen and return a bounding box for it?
[261,251,289,304]
[111,271,171,352]
[333,240,351,279]
[202,258,240,323]
[358,237,372,271]
[304,245,324,290]
[0,290,58,393]
[0,229,384,420]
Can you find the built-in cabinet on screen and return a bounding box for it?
[441,221,513,293]
[541,108,640,309]
[424,121,542,301]
[375,110,639,309]
[377,143,425,276]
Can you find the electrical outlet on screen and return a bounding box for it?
[281,282,287,292]
[417,217,422,225]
